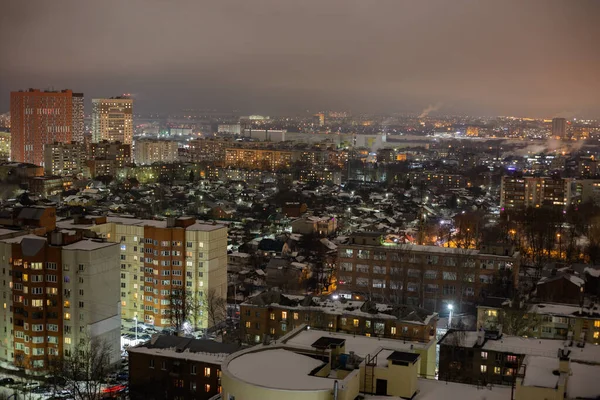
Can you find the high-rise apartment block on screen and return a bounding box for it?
[92,96,133,144]
[552,117,567,139]
[0,129,9,161]
[134,139,179,165]
[71,93,85,144]
[10,89,84,166]
[58,216,227,328]
[500,176,574,210]
[43,142,87,176]
[0,230,121,372]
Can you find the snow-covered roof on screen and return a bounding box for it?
[226,348,332,391]
[521,356,560,388]
[568,361,600,399]
[128,345,230,365]
[282,328,433,359]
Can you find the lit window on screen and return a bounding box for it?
[204,367,211,377]
[245,322,251,328]
[282,311,287,319]
[64,337,71,345]
[494,367,501,374]
[481,365,487,373]
[270,313,275,320]
[594,321,600,328]
[353,319,359,327]
[204,384,211,392]
[293,312,299,320]
[594,332,599,339]
[481,352,488,360]
[391,327,397,335]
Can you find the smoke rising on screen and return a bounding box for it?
[419,103,443,118]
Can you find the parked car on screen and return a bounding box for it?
[23,381,40,390]
[0,377,15,386]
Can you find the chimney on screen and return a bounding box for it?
[476,329,485,346]
[558,355,570,374]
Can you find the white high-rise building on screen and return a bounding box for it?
[92,96,133,144]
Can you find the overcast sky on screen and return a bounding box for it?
[1,0,599,117]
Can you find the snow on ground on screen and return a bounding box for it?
[227,348,332,390]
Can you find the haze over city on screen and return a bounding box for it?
[1,0,600,117]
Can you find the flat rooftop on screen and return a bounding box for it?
[283,328,432,359]
[227,348,333,391]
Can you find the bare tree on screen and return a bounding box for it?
[168,288,188,333]
[203,288,227,329]
[47,336,116,400]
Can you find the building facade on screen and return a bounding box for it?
[240,291,437,345]
[128,335,242,400]
[10,89,84,166]
[92,96,133,144]
[58,216,228,328]
[43,142,88,176]
[337,233,520,312]
[0,231,121,372]
[224,148,296,170]
[134,139,179,165]
[500,176,574,210]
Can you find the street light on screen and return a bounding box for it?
[557,233,562,259]
[134,315,138,341]
[448,304,454,329]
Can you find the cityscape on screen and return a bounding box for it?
[0,1,600,400]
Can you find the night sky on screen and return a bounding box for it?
[1,0,599,117]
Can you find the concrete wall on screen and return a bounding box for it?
[221,373,332,400]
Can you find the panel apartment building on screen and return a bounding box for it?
[92,96,133,144]
[0,231,121,371]
[500,176,574,210]
[337,233,520,312]
[58,216,227,328]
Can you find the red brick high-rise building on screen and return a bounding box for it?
[10,89,84,167]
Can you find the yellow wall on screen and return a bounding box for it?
[372,361,418,398]
[417,343,436,378]
[515,381,565,400]
[221,373,333,400]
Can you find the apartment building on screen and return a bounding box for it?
[0,129,9,161]
[10,89,84,166]
[224,148,296,170]
[188,138,233,165]
[92,96,133,144]
[500,176,574,210]
[88,141,131,178]
[337,232,520,312]
[0,231,121,371]
[128,335,242,400]
[43,142,87,176]
[477,299,600,345]
[134,139,179,165]
[240,291,437,345]
[57,216,227,328]
[438,329,600,386]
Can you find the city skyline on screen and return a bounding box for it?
[1,0,599,118]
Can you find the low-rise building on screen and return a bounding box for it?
[477,299,600,344]
[438,329,600,386]
[221,325,439,400]
[128,335,243,400]
[240,291,438,345]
